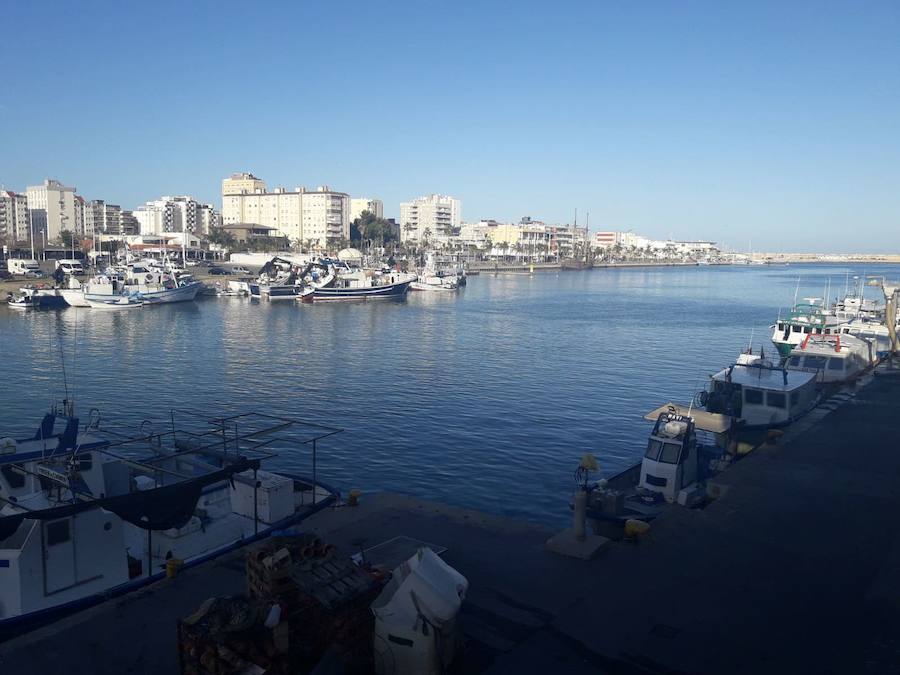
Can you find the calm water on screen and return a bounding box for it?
[0,263,895,525]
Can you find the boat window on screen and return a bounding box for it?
[824,329,831,335]
[777,323,785,331]
[790,391,800,406]
[827,358,844,371]
[744,388,764,405]
[814,327,821,334]
[804,356,827,370]
[46,519,70,546]
[788,356,802,367]
[792,325,801,333]
[803,327,812,334]
[659,442,681,464]
[644,439,663,461]
[767,392,786,409]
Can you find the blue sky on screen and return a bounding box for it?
[1,1,898,252]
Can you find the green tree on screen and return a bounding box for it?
[60,229,74,248]
[207,226,237,249]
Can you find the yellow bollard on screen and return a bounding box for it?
[624,519,651,540]
[166,558,184,578]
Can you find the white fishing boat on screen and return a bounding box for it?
[784,333,876,385]
[410,276,459,292]
[122,265,201,304]
[6,294,40,310]
[410,253,461,292]
[85,296,144,310]
[771,298,846,357]
[0,407,341,636]
[701,349,818,429]
[60,275,128,308]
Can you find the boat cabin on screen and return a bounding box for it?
[705,352,818,429]
[785,333,874,384]
[639,405,732,503]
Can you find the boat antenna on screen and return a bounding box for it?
[53,315,71,415]
[793,276,801,306]
[747,326,754,353]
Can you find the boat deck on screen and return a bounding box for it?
[3,367,900,673]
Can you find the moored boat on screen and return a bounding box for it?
[6,294,40,310]
[303,268,414,302]
[0,407,341,637]
[784,333,876,385]
[85,296,144,310]
[701,349,818,429]
[771,298,846,357]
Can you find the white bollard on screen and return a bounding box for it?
[573,489,587,541]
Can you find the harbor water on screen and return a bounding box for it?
[0,263,894,525]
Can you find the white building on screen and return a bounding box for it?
[222,175,350,245]
[83,200,122,237]
[350,197,383,222]
[134,196,220,236]
[399,194,461,243]
[0,191,29,243]
[26,179,83,242]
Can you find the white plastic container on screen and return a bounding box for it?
[229,470,294,524]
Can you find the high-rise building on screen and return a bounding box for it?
[399,194,461,243]
[120,210,140,235]
[133,196,220,236]
[350,198,384,222]
[221,172,266,196]
[199,203,222,234]
[26,179,83,242]
[0,191,29,243]
[222,175,350,245]
[83,200,123,236]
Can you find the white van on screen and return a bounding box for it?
[7,259,42,277]
[56,259,85,276]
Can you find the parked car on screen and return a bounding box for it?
[208,267,228,275]
[231,266,251,275]
[23,270,45,279]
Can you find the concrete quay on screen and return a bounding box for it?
[2,370,900,674]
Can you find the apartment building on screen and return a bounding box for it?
[0,191,29,243]
[399,194,461,243]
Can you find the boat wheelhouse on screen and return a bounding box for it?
[0,408,341,635]
[703,351,818,429]
[784,333,876,385]
[771,299,846,357]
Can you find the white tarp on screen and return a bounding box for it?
[372,547,468,628]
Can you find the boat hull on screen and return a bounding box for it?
[86,299,143,310]
[59,289,92,308]
[0,473,337,642]
[138,281,202,304]
[304,279,412,302]
[410,281,458,292]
